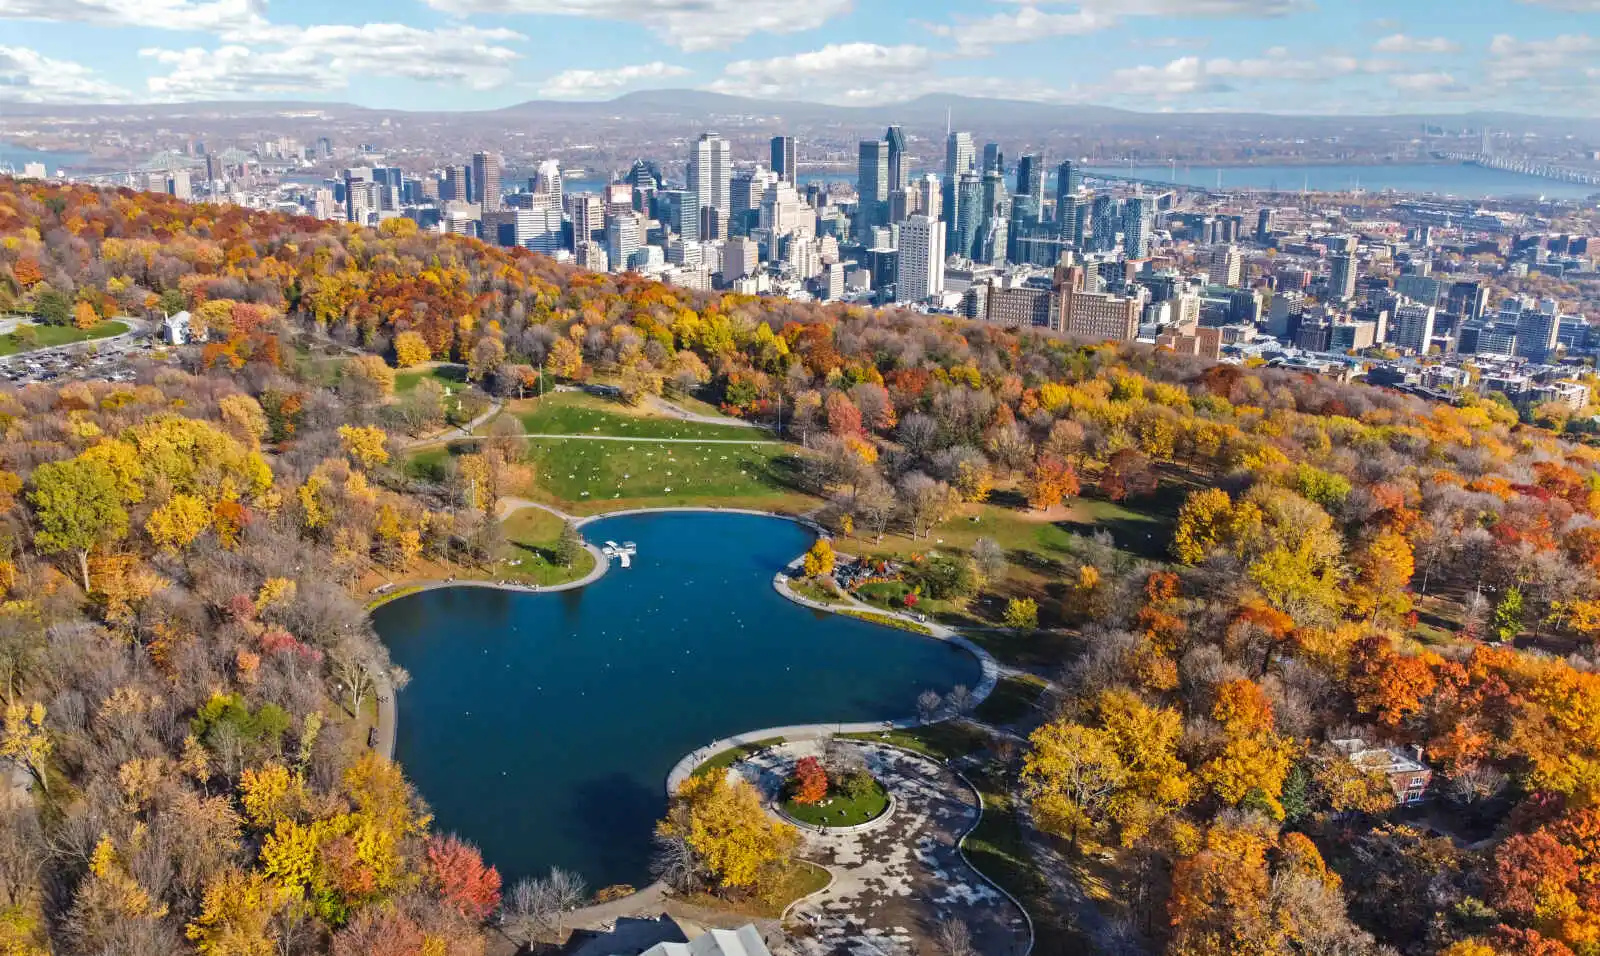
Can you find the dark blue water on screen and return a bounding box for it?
[375,512,980,889]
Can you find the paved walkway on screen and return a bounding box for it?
[646,395,765,430]
[399,399,504,449]
[734,740,1030,956]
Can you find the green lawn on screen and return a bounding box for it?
[840,722,990,762]
[520,437,808,514]
[963,787,1051,920]
[974,675,1048,727]
[781,777,890,827]
[0,319,126,356]
[395,364,467,394]
[505,391,765,441]
[691,737,787,780]
[498,506,595,587]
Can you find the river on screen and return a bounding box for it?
[1083,162,1599,201]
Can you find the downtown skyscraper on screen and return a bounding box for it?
[943,131,975,251]
[472,151,501,209]
[885,126,908,195]
[688,133,732,239]
[770,136,797,184]
[856,138,889,241]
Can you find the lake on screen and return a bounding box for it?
[375,512,981,890]
[1083,162,1599,201]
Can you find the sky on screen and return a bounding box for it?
[0,0,1596,115]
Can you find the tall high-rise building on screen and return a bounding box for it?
[1056,161,1081,233]
[982,143,1004,175]
[856,139,889,240]
[953,173,984,260]
[1090,194,1119,252]
[1329,253,1358,303]
[1122,196,1152,259]
[569,193,605,245]
[1514,298,1561,363]
[1057,194,1088,248]
[472,152,502,209]
[604,212,643,271]
[441,165,471,203]
[529,160,562,209]
[658,189,700,243]
[885,126,908,195]
[943,131,975,249]
[1256,207,1275,243]
[979,168,1011,266]
[899,215,945,303]
[1448,280,1490,321]
[770,136,797,184]
[916,174,942,222]
[1209,245,1243,287]
[1391,301,1437,353]
[688,132,732,224]
[1015,154,1044,209]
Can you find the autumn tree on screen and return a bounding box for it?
[1024,454,1079,511]
[802,540,835,578]
[425,835,502,922]
[790,757,828,805]
[1004,597,1039,630]
[658,773,799,892]
[1023,719,1127,850]
[393,330,431,367]
[28,456,129,592]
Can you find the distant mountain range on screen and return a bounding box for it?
[6,90,1597,139]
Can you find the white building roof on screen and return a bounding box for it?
[637,925,771,956]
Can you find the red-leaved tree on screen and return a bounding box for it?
[792,757,829,805]
[425,835,503,921]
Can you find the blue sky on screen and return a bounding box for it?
[0,0,1595,114]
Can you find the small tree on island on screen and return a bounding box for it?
[803,539,835,578]
[554,520,584,568]
[791,756,829,805]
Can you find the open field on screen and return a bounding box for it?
[395,363,467,394]
[0,319,126,356]
[500,391,764,441]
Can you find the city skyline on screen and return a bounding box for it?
[0,0,1597,115]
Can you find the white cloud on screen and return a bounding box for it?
[540,62,690,99]
[1372,34,1460,54]
[926,0,1310,51]
[0,0,262,31]
[1105,49,1394,102]
[1487,33,1598,88]
[1516,0,1600,8]
[420,0,853,51]
[1389,71,1464,93]
[704,42,1085,105]
[0,45,129,102]
[141,23,525,99]
[925,7,1115,54]
[1011,0,1308,12]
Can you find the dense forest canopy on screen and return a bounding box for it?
[0,178,1597,955]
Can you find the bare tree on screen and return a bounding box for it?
[649,828,700,894]
[971,537,1007,582]
[946,684,975,715]
[935,917,976,956]
[917,690,944,724]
